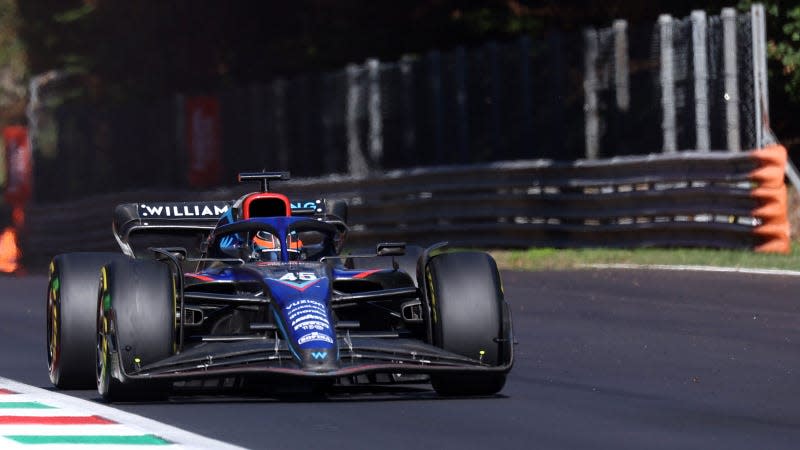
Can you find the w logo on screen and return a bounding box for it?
[311,351,327,360]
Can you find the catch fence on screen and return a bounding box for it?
[25,5,774,202]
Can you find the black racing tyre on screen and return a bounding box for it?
[47,252,129,389]
[425,251,509,396]
[97,259,175,402]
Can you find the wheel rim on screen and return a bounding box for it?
[46,276,60,379]
[96,271,110,394]
[96,309,107,388]
[171,276,178,354]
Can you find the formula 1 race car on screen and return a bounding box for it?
[46,172,513,401]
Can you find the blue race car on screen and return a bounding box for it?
[46,172,513,401]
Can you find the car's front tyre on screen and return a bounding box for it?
[425,251,511,396]
[97,259,175,402]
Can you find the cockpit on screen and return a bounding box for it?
[210,217,342,263]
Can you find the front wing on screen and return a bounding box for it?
[111,336,514,383]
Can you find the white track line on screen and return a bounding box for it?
[0,376,247,449]
[583,263,800,277]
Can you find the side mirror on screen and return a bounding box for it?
[377,242,406,257]
[151,247,187,261]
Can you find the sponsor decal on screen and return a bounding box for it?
[291,313,328,328]
[290,201,320,212]
[284,299,332,342]
[288,305,326,321]
[139,203,229,218]
[280,272,317,282]
[286,299,328,317]
[298,332,334,345]
[311,351,328,360]
[293,320,328,332]
[273,272,321,291]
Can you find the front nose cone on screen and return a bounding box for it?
[300,348,339,372]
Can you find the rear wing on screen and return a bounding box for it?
[113,198,333,257]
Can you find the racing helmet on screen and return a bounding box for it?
[251,230,303,261]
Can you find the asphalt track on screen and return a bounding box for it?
[1,268,799,449]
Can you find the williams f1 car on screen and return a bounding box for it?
[46,172,513,401]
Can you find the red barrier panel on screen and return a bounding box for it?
[2,126,32,208]
[185,96,222,188]
[750,145,790,253]
[0,126,30,273]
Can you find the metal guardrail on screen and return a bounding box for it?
[21,146,789,268]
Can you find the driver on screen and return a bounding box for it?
[252,231,303,261]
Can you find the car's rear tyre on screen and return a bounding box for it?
[97,259,175,402]
[425,252,509,396]
[47,252,129,389]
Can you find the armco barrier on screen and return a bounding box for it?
[21,146,790,268]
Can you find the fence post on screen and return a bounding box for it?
[249,83,267,165]
[751,3,770,148]
[399,55,416,162]
[583,28,600,160]
[346,64,368,177]
[519,36,533,156]
[428,51,444,164]
[455,46,469,162]
[272,78,289,171]
[366,59,383,169]
[659,14,677,153]
[613,20,630,112]
[721,8,740,152]
[488,41,502,161]
[26,72,54,160]
[691,10,710,151]
[174,93,185,180]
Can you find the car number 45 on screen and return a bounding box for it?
[280,272,317,281]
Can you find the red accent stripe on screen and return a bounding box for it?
[0,389,16,395]
[185,273,214,282]
[353,270,380,279]
[0,415,115,425]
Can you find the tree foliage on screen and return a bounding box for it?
[729,1,800,144]
[0,0,27,124]
[756,0,800,100]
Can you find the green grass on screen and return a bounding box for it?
[489,244,800,272]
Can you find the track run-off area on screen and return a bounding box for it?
[0,268,798,449]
